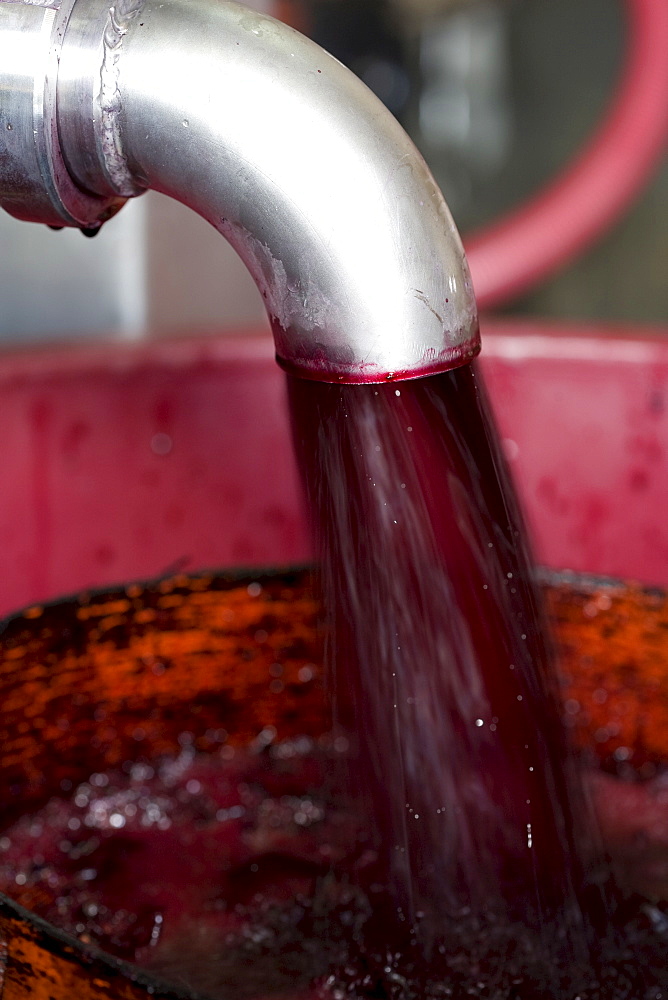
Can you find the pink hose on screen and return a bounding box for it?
[464,0,668,311]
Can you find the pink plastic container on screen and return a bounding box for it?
[0,318,667,620]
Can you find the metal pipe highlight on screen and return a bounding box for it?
[0,0,479,383]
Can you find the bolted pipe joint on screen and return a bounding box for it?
[0,0,479,383]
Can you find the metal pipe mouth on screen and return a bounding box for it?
[0,0,479,383]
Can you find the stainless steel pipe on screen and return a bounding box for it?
[0,0,479,382]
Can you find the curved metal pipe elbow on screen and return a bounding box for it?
[0,0,478,383]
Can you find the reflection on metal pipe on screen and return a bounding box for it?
[0,0,478,383]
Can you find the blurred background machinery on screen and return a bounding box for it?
[0,0,665,344]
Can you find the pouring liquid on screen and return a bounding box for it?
[289,364,591,935]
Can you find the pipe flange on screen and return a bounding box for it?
[0,0,124,228]
[56,0,147,200]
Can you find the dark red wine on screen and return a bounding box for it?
[0,740,368,998]
[2,741,667,999]
[288,365,593,947]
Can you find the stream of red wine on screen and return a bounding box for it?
[288,364,596,954]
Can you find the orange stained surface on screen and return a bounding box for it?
[547,576,668,770]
